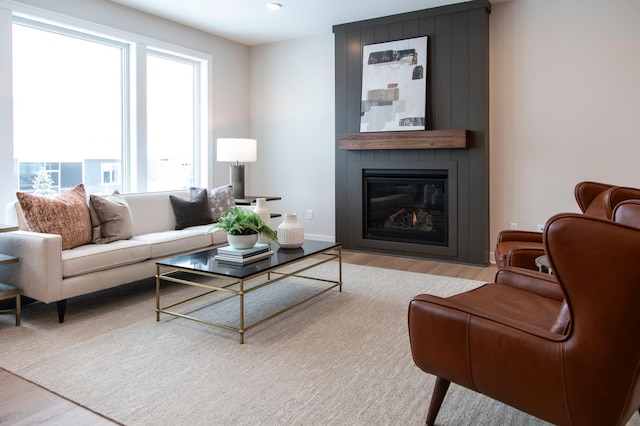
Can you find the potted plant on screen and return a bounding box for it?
[211,207,278,249]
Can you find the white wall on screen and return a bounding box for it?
[249,35,335,241]
[489,0,640,257]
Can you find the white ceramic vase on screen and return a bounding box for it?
[227,233,258,249]
[277,213,304,248]
[254,198,271,244]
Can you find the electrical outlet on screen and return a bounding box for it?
[307,209,313,220]
[510,222,518,230]
[537,224,545,232]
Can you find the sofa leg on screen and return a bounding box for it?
[426,377,451,426]
[57,299,67,323]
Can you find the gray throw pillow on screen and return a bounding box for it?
[170,188,214,230]
[89,190,134,244]
[189,185,235,221]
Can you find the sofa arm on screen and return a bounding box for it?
[0,231,63,304]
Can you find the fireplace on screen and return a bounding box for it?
[364,170,448,246]
[342,158,460,260]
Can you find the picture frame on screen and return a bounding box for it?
[360,36,428,132]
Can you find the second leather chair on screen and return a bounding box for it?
[494,181,640,270]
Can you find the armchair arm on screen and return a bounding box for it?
[495,267,564,300]
[0,231,63,304]
[495,229,542,243]
[410,293,564,341]
[408,292,568,424]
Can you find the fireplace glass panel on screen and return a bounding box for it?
[364,170,448,246]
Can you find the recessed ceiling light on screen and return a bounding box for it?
[267,3,282,11]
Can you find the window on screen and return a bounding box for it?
[11,16,208,195]
[12,20,124,195]
[146,51,199,191]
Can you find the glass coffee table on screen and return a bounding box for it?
[155,240,341,343]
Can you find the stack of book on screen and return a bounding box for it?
[214,243,273,265]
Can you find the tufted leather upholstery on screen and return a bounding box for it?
[409,213,640,425]
[494,181,640,270]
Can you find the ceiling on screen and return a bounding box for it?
[107,0,496,46]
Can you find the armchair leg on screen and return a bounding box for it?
[426,377,451,426]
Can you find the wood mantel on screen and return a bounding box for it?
[338,129,468,150]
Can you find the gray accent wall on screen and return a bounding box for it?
[333,0,490,265]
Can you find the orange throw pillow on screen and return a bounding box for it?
[17,183,92,250]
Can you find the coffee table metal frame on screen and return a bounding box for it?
[155,242,341,343]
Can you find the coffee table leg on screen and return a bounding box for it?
[239,279,245,344]
[155,265,160,321]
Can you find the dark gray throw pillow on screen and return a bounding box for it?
[170,189,214,230]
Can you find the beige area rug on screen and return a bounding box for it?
[1,263,638,426]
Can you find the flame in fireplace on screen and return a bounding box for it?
[412,211,417,225]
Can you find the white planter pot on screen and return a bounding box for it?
[227,233,259,249]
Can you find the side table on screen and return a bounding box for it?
[0,259,20,326]
[535,255,552,275]
[233,195,281,206]
[0,225,20,325]
[233,196,282,218]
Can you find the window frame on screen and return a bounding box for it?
[7,8,211,194]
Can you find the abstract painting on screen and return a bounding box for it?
[360,36,428,132]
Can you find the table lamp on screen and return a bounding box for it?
[216,138,257,199]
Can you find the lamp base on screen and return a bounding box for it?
[229,164,245,199]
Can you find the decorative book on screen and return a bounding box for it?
[214,247,273,265]
[216,243,271,258]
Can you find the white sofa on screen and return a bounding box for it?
[0,190,229,322]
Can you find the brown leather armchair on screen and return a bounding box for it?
[410,213,640,425]
[494,181,640,270]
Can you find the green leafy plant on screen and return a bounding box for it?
[211,207,279,244]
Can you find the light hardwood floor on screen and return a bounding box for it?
[0,251,496,425]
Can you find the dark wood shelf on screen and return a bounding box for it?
[338,129,468,150]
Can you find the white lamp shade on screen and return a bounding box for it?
[217,138,257,163]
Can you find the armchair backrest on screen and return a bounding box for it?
[574,181,614,217]
[544,213,640,424]
[574,181,640,219]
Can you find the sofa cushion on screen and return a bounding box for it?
[209,228,228,245]
[190,185,235,221]
[122,190,189,236]
[132,225,213,258]
[170,189,214,230]
[16,183,92,250]
[62,239,151,278]
[89,190,134,244]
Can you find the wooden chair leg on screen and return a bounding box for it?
[426,377,451,426]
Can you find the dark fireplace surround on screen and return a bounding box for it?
[333,1,490,265]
